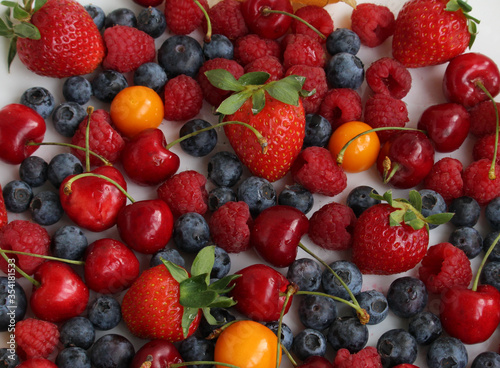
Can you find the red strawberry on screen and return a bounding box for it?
[392,0,478,68]
[0,184,7,230]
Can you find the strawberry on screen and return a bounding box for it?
[0,184,7,230]
[351,190,452,275]
[2,0,105,78]
[392,0,479,68]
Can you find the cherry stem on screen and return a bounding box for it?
[383,158,400,184]
[261,7,326,40]
[62,172,135,203]
[27,141,112,166]
[0,249,84,266]
[472,231,500,292]
[193,0,211,43]
[281,346,297,367]
[276,284,296,368]
[0,249,39,287]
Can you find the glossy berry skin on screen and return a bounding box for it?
[130,339,183,368]
[133,0,163,6]
[241,0,294,39]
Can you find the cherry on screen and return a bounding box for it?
[297,356,334,368]
[129,339,183,368]
[241,0,294,39]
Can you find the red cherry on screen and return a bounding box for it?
[241,0,294,39]
[130,339,183,368]
[133,0,163,6]
[298,356,334,368]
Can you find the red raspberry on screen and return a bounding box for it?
[163,75,203,122]
[17,358,58,368]
[203,0,249,40]
[469,100,500,137]
[233,34,281,66]
[308,202,357,251]
[351,3,396,47]
[291,146,347,197]
[282,34,326,70]
[285,65,328,114]
[102,25,156,73]
[157,170,208,218]
[366,57,412,99]
[334,347,383,368]
[473,133,500,164]
[0,184,7,230]
[71,109,125,167]
[418,242,472,294]
[164,0,208,35]
[423,157,464,203]
[318,88,363,130]
[15,318,59,360]
[363,93,409,143]
[209,201,253,253]
[291,5,334,43]
[462,158,500,206]
[244,56,285,83]
[0,220,50,276]
[197,58,245,107]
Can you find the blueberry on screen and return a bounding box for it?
[173,212,210,253]
[90,334,135,368]
[203,34,234,60]
[325,52,364,89]
[47,153,84,188]
[207,151,243,187]
[419,189,447,229]
[326,28,361,55]
[178,335,215,368]
[237,176,277,216]
[91,70,128,103]
[88,296,122,331]
[208,187,237,211]
[59,317,96,349]
[62,76,93,105]
[133,62,168,93]
[51,225,88,261]
[298,294,337,330]
[483,230,500,261]
[85,4,106,30]
[2,180,33,213]
[302,113,333,149]
[427,336,468,368]
[179,119,218,157]
[137,6,166,38]
[377,329,418,368]
[326,316,368,353]
[0,348,20,368]
[321,260,362,300]
[486,196,500,230]
[52,101,87,137]
[19,156,48,187]
[150,247,186,268]
[19,86,55,118]
[158,35,205,78]
[198,307,236,338]
[287,258,322,292]
[292,328,327,361]
[104,8,137,28]
[211,246,231,279]
[448,226,483,259]
[480,261,500,291]
[278,184,314,214]
[408,311,442,345]
[30,190,64,226]
[387,276,428,318]
[56,347,91,368]
[448,196,481,227]
[265,321,294,351]
[346,185,381,217]
[354,289,388,325]
[0,277,27,331]
[472,351,500,368]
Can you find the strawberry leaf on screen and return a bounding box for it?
[209,296,239,308]
[204,69,244,92]
[264,75,305,106]
[238,71,270,86]
[179,275,218,308]
[209,274,240,294]
[12,3,29,20]
[425,212,455,225]
[12,21,38,39]
[0,17,11,36]
[0,1,18,8]
[7,37,16,72]
[216,90,252,115]
[191,245,215,284]
[162,259,189,283]
[251,88,266,114]
[202,307,218,325]
[408,190,422,212]
[32,0,46,12]
[181,306,199,338]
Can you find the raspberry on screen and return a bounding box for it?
[197,58,245,107]
[0,220,50,276]
[469,100,500,137]
[473,133,500,164]
[244,56,285,83]
[17,358,58,368]
[163,75,203,122]
[363,93,409,143]
[203,0,249,41]
[164,0,208,35]
[308,202,357,251]
[102,25,156,73]
[291,5,334,43]
[318,88,363,130]
[351,3,396,47]
[15,318,59,360]
[462,158,500,206]
[233,34,281,66]
[285,65,328,114]
[209,201,253,253]
[366,57,412,99]
[334,347,383,368]
[418,242,472,294]
[0,184,7,230]
[157,170,208,218]
[423,157,464,203]
[291,146,347,197]
[71,109,125,167]
[282,34,326,70]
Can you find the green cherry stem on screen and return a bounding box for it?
[276,284,297,368]
[193,0,212,43]
[261,7,326,40]
[62,172,136,203]
[472,231,500,292]
[281,345,297,367]
[0,249,39,287]
[0,249,84,266]
[26,141,112,166]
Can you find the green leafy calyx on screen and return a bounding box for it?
[445,0,480,48]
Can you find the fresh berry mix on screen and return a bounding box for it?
[387,276,428,319]
[15,318,60,360]
[365,57,412,99]
[163,75,204,122]
[327,316,369,353]
[318,87,363,129]
[351,3,395,47]
[19,87,55,119]
[363,93,409,143]
[164,0,208,36]
[233,34,281,66]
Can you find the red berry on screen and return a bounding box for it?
[291,5,333,43]
[363,93,409,143]
[285,65,328,115]
[469,100,500,137]
[17,358,58,368]
[318,88,362,130]
[198,58,245,107]
[462,159,500,206]
[334,347,383,368]
[423,157,464,203]
[282,34,326,70]
[365,57,412,99]
[233,34,281,66]
[473,133,500,164]
[244,56,285,83]
[164,0,208,35]
[163,75,203,122]
[203,0,249,41]
[351,3,395,47]
[15,318,59,360]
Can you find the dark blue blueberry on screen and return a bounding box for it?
[60,316,96,349]
[486,196,500,231]
[51,225,88,261]
[85,4,105,30]
[354,289,388,325]
[237,176,277,216]
[321,260,362,300]
[91,70,128,103]
[278,184,314,214]
[104,8,137,28]
[90,334,135,368]
[179,119,218,157]
[480,261,500,291]
[0,348,20,368]
[427,337,468,368]
[203,34,234,60]
[377,328,418,368]
[448,226,483,259]
[483,230,500,262]
[207,151,243,187]
[448,196,481,227]
[56,347,91,368]
[0,277,27,332]
[326,316,368,353]
[208,187,237,211]
[29,190,64,226]
[287,258,322,292]
[419,189,447,229]
[211,246,231,279]
[265,321,294,351]
[292,328,327,360]
[158,35,204,78]
[302,113,333,149]
[52,101,87,137]
[88,296,122,331]
[387,276,428,318]
[137,6,166,38]
[408,311,442,345]
[19,86,55,118]
[63,76,93,105]
[150,247,186,268]
[178,335,215,368]
[326,28,361,55]
[198,308,236,338]
[173,213,210,253]
[346,185,381,218]
[2,180,33,213]
[47,153,84,188]
[472,351,500,368]
[19,156,48,187]
[298,294,337,330]
[325,52,364,89]
[133,62,168,93]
